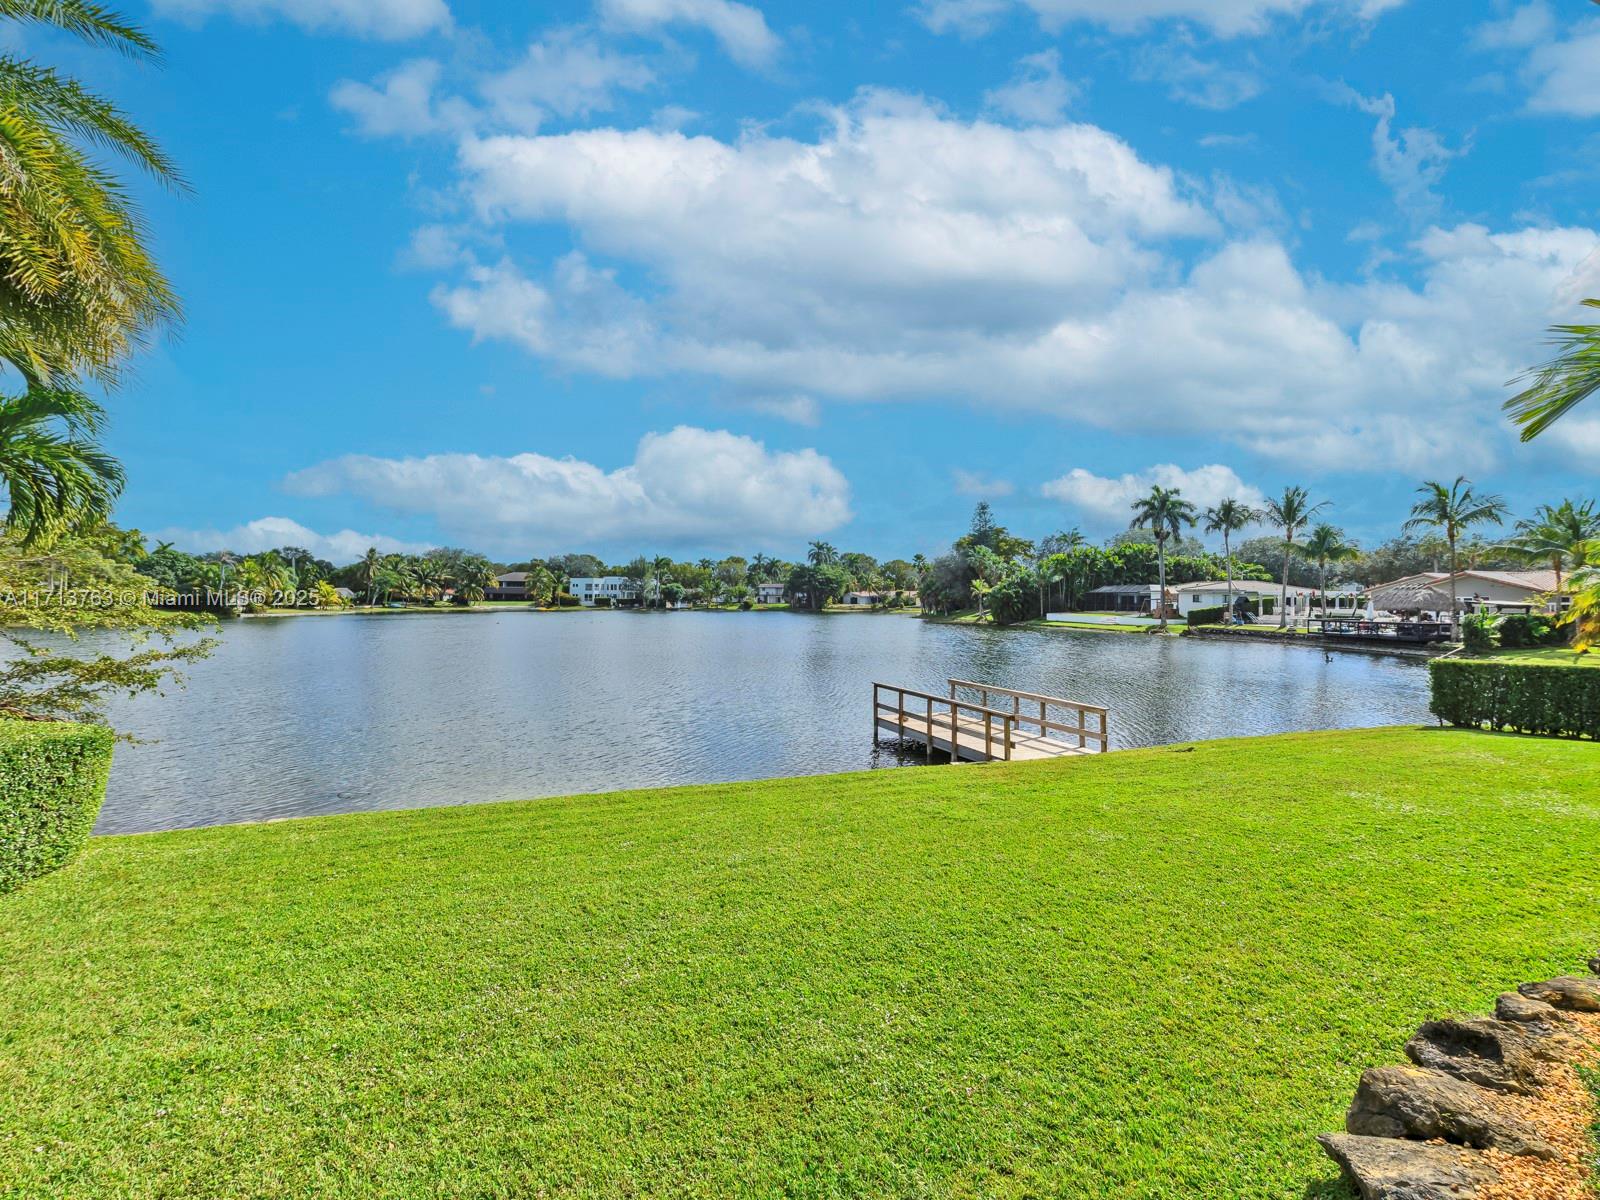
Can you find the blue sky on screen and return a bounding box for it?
[65,0,1600,561]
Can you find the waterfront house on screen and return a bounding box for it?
[332,586,357,603]
[569,576,642,607]
[1172,580,1323,621]
[755,582,786,604]
[843,591,883,606]
[484,572,531,601]
[1370,569,1571,615]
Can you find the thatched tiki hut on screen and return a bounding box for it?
[1366,579,1469,615]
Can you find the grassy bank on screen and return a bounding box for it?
[3,728,1599,1197]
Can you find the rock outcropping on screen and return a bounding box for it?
[1317,966,1598,1199]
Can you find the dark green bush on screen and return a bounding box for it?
[1496,614,1564,649]
[1186,605,1226,627]
[554,593,579,607]
[1462,613,1497,654]
[1,720,115,894]
[1429,659,1600,740]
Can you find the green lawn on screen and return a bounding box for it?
[3,728,1599,1198]
[1483,645,1599,667]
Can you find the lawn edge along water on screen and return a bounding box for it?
[4,726,1599,1200]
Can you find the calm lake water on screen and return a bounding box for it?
[95,611,1433,834]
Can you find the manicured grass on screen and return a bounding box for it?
[3,728,1599,1198]
[1483,646,1599,667]
[1034,618,1173,634]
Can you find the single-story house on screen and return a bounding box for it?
[842,591,883,606]
[484,571,530,601]
[569,576,642,607]
[1370,569,1571,615]
[332,586,357,603]
[755,582,786,604]
[1172,580,1324,620]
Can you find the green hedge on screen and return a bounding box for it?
[1429,659,1600,740]
[0,720,115,894]
[1186,605,1226,627]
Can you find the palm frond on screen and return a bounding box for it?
[1505,299,1600,441]
[0,1,159,59]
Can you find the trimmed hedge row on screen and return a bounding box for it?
[1186,605,1226,627]
[1428,659,1600,740]
[0,720,115,894]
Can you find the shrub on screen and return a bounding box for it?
[554,593,579,607]
[1496,613,1564,649]
[1,720,115,894]
[1462,613,1497,654]
[738,598,753,611]
[1186,605,1226,627]
[1429,659,1600,740]
[593,596,611,609]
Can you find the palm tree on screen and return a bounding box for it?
[357,547,382,605]
[1264,487,1326,628]
[1300,524,1359,622]
[1505,299,1600,441]
[747,553,773,584]
[1501,499,1600,601]
[1203,498,1261,623]
[0,386,123,544]
[1402,477,1509,636]
[1128,485,1198,630]
[0,0,182,388]
[807,541,839,567]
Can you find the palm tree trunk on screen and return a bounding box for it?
[1279,534,1290,628]
[1156,540,1168,631]
[1449,534,1460,638]
[1224,532,1234,624]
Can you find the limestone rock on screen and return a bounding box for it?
[1345,1065,1557,1158]
[1517,976,1600,1012]
[1403,1017,1549,1092]
[1317,1133,1497,1200]
[1496,991,1569,1024]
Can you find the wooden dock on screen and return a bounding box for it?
[873,678,1109,763]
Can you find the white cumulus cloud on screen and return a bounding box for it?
[157,517,428,562]
[151,0,450,39]
[984,50,1080,124]
[281,427,852,553]
[416,89,1600,474]
[330,59,474,138]
[596,0,780,68]
[1041,464,1267,525]
[920,0,1403,38]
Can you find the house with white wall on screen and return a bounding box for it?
[569,576,641,607]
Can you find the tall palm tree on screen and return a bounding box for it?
[1203,498,1261,623]
[1128,485,1197,630]
[1505,299,1600,441]
[0,386,123,544]
[1501,499,1600,601]
[357,547,382,606]
[0,0,182,388]
[807,540,839,567]
[1264,487,1326,628]
[1402,477,1509,636]
[748,553,773,584]
[1300,523,1359,623]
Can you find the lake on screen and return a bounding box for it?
[96,611,1434,834]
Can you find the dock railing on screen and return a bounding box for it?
[871,682,1019,762]
[947,678,1109,752]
